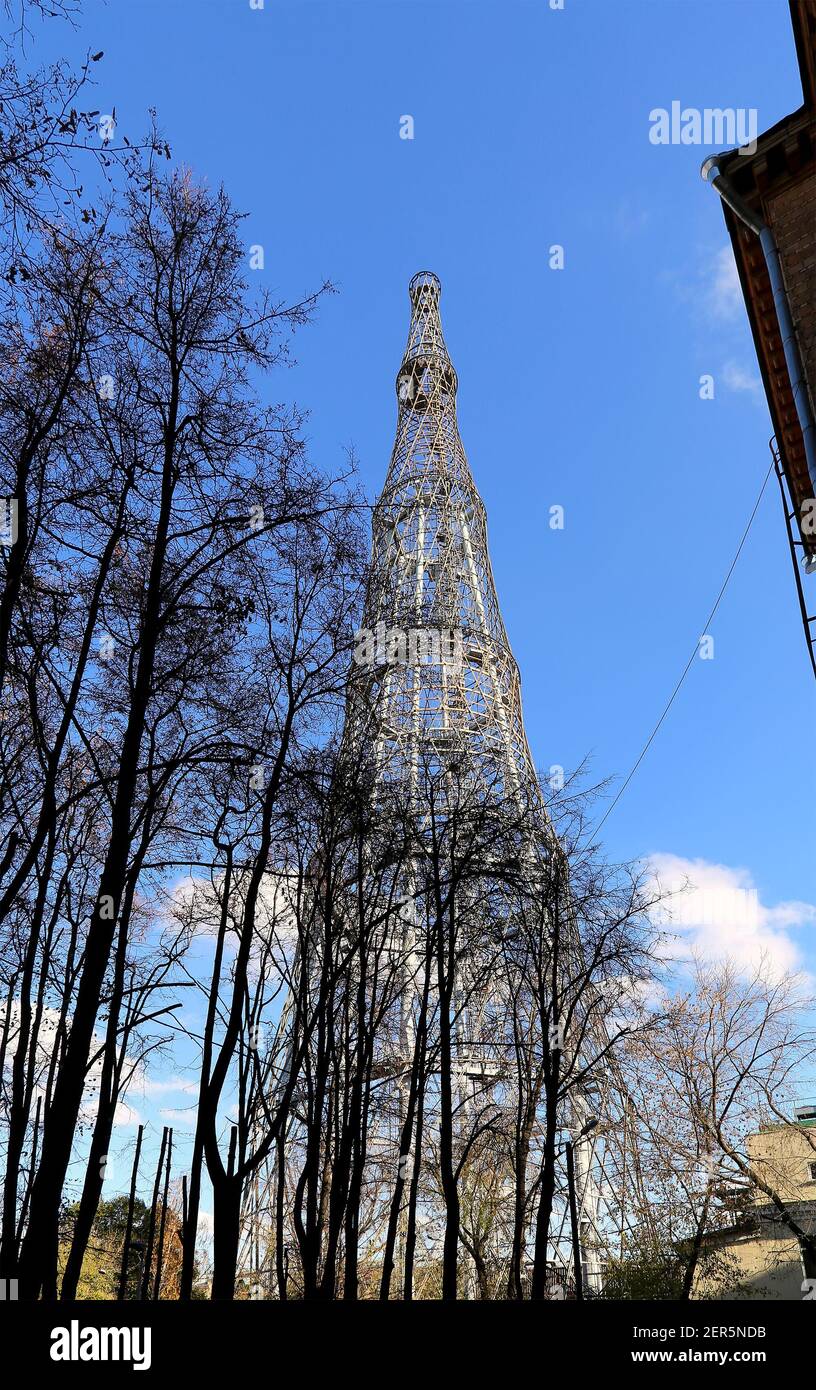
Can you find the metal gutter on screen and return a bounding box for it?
[702,151,816,505]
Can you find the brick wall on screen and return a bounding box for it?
[768,170,816,427]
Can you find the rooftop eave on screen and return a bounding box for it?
[711,105,816,537]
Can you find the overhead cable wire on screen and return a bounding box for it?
[592,458,774,838]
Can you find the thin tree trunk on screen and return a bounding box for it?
[380,954,430,1301]
[61,859,146,1299]
[210,1128,240,1302]
[152,1128,173,1301]
[403,1067,426,1302]
[530,1093,559,1300]
[680,1182,712,1300]
[181,847,233,1300]
[140,1127,169,1301]
[152,1130,173,1300]
[437,911,459,1302]
[275,1124,288,1300]
[17,436,176,1298]
[118,1124,144,1300]
[0,831,56,1276]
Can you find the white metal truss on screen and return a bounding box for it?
[238,273,639,1297]
[344,271,537,811]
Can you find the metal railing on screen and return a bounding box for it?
[771,436,816,684]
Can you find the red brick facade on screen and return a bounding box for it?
[714,1,816,556]
[768,173,816,435]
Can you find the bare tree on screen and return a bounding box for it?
[4,158,349,1297]
[629,954,816,1293]
[508,778,661,1301]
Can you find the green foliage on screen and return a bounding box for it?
[59,1197,151,1300]
[601,1248,686,1301]
[601,1235,750,1301]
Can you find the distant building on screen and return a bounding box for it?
[702,0,816,678]
[696,1105,816,1300]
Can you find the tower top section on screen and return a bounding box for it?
[409,269,441,299]
[344,270,542,807]
[398,269,456,402]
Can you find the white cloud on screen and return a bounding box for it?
[664,243,745,330]
[113,1099,142,1128]
[648,853,816,979]
[166,869,297,954]
[158,1105,196,1129]
[0,1001,110,1122]
[705,244,743,321]
[140,1075,198,1099]
[722,359,762,400]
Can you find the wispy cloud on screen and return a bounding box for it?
[113,1099,142,1129]
[158,1105,197,1129]
[648,852,816,980]
[141,1076,198,1099]
[704,244,743,321]
[663,242,745,330]
[722,358,763,401]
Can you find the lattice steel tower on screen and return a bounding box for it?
[343,272,628,1291]
[344,270,539,810]
[239,273,637,1297]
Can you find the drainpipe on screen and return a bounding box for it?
[701,152,816,510]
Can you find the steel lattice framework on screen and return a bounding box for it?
[341,270,550,1123]
[238,274,642,1298]
[344,270,537,808]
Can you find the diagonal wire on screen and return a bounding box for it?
[592,458,774,839]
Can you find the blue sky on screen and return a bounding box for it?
[31,0,816,1199]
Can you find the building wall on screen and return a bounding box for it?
[695,1124,816,1300]
[768,171,816,429]
[695,1229,806,1301]
[748,1122,816,1202]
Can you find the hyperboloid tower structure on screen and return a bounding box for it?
[240,273,638,1298]
[343,270,538,811]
